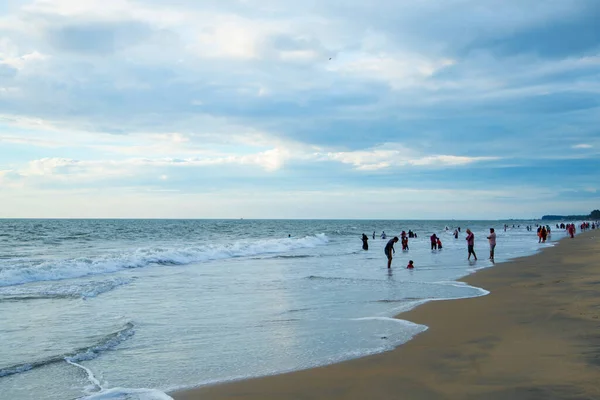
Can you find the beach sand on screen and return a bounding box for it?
[173,231,600,400]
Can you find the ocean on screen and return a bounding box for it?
[0,219,563,400]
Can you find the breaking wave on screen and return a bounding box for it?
[0,234,329,287]
[0,278,133,301]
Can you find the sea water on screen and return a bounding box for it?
[0,219,566,399]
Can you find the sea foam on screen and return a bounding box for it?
[0,234,329,287]
[79,388,174,400]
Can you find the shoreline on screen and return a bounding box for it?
[172,230,600,400]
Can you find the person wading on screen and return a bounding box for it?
[487,228,496,261]
[466,229,477,261]
[384,237,399,269]
[361,234,369,250]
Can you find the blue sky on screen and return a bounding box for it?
[0,0,598,219]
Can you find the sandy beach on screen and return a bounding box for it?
[173,230,600,400]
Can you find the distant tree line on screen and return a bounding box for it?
[542,210,600,220]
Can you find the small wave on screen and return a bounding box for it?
[305,275,385,283]
[251,254,316,260]
[0,322,135,378]
[255,318,301,327]
[349,317,429,337]
[274,255,314,259]
[0,294,76,302]
[0,234,329,287]
[287,307,313,313]
[373,298,423,303]
[0,278,132,301]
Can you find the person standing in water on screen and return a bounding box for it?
[372,231,376,239]
[540,226,547,243]
[381,231,387,239]
[430,234,438,250]
[487,228,496,261]
[384,237,399,269]
[466,229,477,260]
[361,234,369,250]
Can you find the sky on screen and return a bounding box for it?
[0,0,599,219]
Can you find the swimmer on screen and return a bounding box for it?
[407,260,414,269]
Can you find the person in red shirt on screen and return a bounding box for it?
[436,238,442,249]
[430,234,438,250]
[407,260,414,269]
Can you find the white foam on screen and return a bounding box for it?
[430,281,491,296]
[66,359,170,400]
[66,359,102,391]
[350,316,427,330]
[0,234,329,287]
[79,387,173,400]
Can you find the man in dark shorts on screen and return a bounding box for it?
[384,237,399,269]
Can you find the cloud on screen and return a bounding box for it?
[0,0,599,217]
[327,53,456,89]
[17,149,293,183]
[322,144,499,170]
[45,21,154,54]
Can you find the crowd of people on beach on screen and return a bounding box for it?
[361,221,597,270]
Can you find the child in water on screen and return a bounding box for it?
[407,260,414,269]
[436,238,442,249]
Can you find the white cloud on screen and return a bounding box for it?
[16,148,293,183]
[326,52,456,89]
[0,135,63,148]
[322,144,498,170]
[278,49,320,62]
[193,17,264,59]
[572,144,592,149]
[0,114,63,132]
[0,50,47,70]
[23,0,187,26]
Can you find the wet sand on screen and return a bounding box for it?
[173,231,600,400]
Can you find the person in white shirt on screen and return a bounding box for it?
[487,228,497,261]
